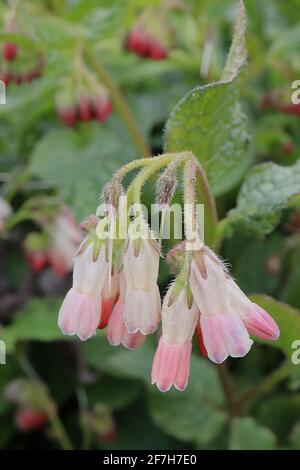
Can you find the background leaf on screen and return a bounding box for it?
[250,294,300,358]
[229,417,276,450]
[227,161,300,237]
[164,0,251,196]
[0,297,64,352]
[29,122,136,220]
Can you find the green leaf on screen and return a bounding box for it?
[227,161,300,237]
[103,400,180,451]
[81,334,120,370]
[257,394,300,442]
[229,417,276,450]
[0,297,64,352]
[249,295,300,359]
[230,234,284,295]
[147,356,226,446]
[164,0,251,197]
[100,341,155,383]
[99,342,226,446]
[29,121,136,220]
[290,422,300,449]
[86,375,141,411]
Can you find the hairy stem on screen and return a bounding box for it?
[194,162,218,248]
[217,363,238,417]
[85,48,150,157]
[127,151,192,206]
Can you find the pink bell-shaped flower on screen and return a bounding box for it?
[123,220,161,334]
[151,288,199,392]
[189,254,253,364]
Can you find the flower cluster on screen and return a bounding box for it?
[124,6,173,61]
[125,25,169,60]
[55,58,113,126]
[57,93,113,127]
[58,153,280,392]
[1,41,43,86]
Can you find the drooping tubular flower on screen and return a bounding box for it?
[107,271,146,349]
[189,247,280,364]
[58,229,109,341]
[152,287,199,392]
[123,217,161,335]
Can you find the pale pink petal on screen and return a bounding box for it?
[122,330,145,350]
[200,314,228,363]
[201,311,253,364]
[124,286,160,335]
[151,337,187,392]
[244,303,280,340]
[58,288,82,335]
[58,288,101,340]
[107,299,146,349]
[106,299,125,346]
[98,297,116,330]
[174,342,192,391]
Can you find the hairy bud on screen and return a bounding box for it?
[156,163,177,208]
[102,179,124,212]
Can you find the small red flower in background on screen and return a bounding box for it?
[282,141,294,155]
[0,42,44,86]
[125,25,169,60]
[3,41,18,61]
[277,103,300,117]
[55,75,113,127]
[124,6,174,61]
[15,407,48,432]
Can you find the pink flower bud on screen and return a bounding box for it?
[226,279,280,340]
[107,298,145,349]
[245,303,280,341]
[73,242,108,296]
[58,287,101,341]
[151,289,199,392]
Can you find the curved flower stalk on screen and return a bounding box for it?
[189,247,280,364]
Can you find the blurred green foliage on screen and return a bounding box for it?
[1,0,300,451]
